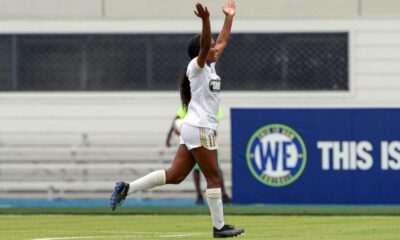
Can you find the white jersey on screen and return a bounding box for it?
[183,57,221,130]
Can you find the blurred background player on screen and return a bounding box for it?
[166,106,232,205]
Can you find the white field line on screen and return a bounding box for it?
[29,232,208,240]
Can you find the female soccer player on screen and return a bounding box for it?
[111,1,243,238]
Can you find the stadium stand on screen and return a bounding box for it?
[0,0,399,19]
[0,130,231,200]
[0,0,399,202]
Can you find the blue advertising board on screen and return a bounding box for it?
[231,108,400,204]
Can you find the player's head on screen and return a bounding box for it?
[187,34,217,63]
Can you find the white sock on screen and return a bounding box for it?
[206,188,225,230]
[128,170,166,194]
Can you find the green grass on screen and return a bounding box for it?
[1,215,400,240]
[3,205,400,215]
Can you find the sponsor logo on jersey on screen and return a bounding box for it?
[246,124,307,187]
[209,79,221,92]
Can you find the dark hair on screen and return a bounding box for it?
[179,35,201,110]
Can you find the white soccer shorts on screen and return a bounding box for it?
[180,123,218,150]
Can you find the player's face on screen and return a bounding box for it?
[207,39,217,63]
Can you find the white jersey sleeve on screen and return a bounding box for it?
[186,57,204,79]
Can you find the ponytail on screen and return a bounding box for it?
[179,34,200,111]
[179,68,191,111]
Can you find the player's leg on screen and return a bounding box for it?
[190,146,243,238]
[190,146,223,224]
[110,144,195,211]
[196,149,229,204]
[193,164,204,205]
[165,144,196,184]
[215,149,231,204]
[188,125,243,238]
[190,147,220,188]
[219,171,231,204]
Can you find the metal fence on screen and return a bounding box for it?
[0,33,348,91]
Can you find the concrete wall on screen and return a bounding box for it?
[0,0,400,19]
[0,18,399,199]
[363,0,400,17]
[0,0,103,18]
[0,19,399,165]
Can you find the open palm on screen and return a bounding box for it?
[223,0,236,17]
[194,3,210,19]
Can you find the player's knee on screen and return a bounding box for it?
[170,175,185,184]
[206,174,221,187]
[165,170,185,184]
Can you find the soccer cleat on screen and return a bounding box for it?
[213,224,244,238]
[110,181,130,211]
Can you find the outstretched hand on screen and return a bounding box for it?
[223,0,236,17]
[194,2,210,19]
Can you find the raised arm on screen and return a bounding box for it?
[215,0,236,61]
[194,3,212,68]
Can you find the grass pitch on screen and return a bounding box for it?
[1,215,400,240]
